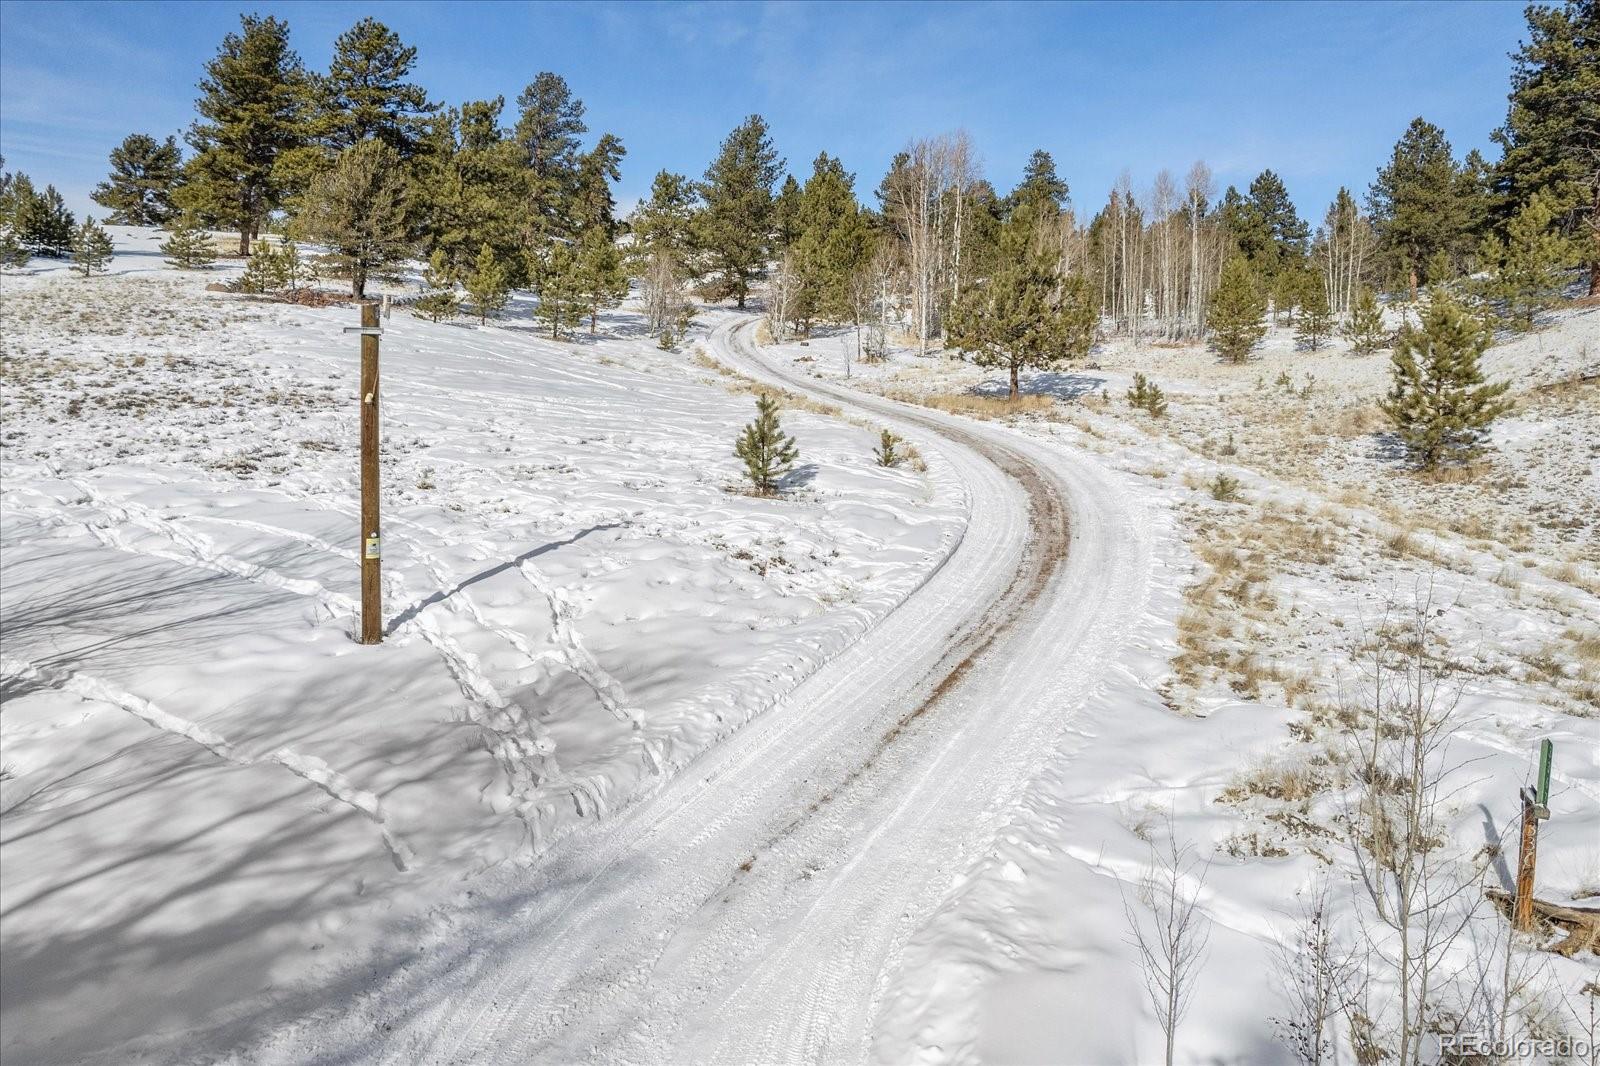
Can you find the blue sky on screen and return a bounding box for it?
[1,0,1527,223]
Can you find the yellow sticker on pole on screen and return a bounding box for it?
[364,534,381,560]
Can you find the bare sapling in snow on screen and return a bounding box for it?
[1123,824,1214,1066]
[1340,591,1489,1066]
[765,250,799,343]
[734,393,798,495]
[1272,875,1362,1066]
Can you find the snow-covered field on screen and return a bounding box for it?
[2,230,1597,1065]
[1,232,962,1063]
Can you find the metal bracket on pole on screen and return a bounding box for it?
[344,326,384,336]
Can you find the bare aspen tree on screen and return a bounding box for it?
[766,250,799,342]
[642,249,690,339]
[1342,590,1488,1066]
[1124,825,1213,1066]
[1185,162,1215,337]
[1272,876,1362,1066]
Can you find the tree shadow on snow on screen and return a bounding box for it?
[972,370,1107,401]
[778,464,821,492]
[385,523,621,635]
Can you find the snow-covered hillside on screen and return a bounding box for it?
[0,233,962,1064]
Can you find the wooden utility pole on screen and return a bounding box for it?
[1513,738,1554,932]
[347,302,383,643]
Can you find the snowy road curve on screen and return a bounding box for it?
[266,318,1155,1065]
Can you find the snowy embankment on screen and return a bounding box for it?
[759,316,1599,1063]
[0,231,962,1064]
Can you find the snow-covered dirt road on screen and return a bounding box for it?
[259,318,1158,1064]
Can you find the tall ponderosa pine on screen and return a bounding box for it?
[1231,170,1308,282]
[1367,118,1470,295]
[465,242,509,323]
[1483,188,1574,329]
[1492,0,1600,294]
[414,97,526,280]
[92,133,183,225]
[789,152,871,332]
[1208,255,1268,362]
[571,133,627,236]
[317,17,437,155]
[161,215,217,269]
[71,216,114,276]
[772,174,803,250]
[181,14,308,255]
[1343,285,1388,354]
[697,114,783,308]
[294,139,411,298]
[515,72,587,245]
[1380,293,1512,468]
[734,393,799,495]
[1295,276,1334,350]
[1008,149,1070,217]
[948,218,1097,398]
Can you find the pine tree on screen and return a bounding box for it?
[1367,118,1469,295]
[316,17,436,155]
[1208,255,1268,362]
[1008,149,1070,217]
[773,174,803,250]
[239,240,291,293]
[1380,292,1512,468]
[533,240,584,339]
[413,97,526,282]
[789,152,871,333]
[17,183,75,257]
[571,133,627,237]
[631,169,699,262]
[92,133,183,225]
[1483,188,1574,329]
[1295,277,1334,350]
[874,429,904,467]
[71,216,114,276]
[1126,372,1169,417]
[465,243,509,323]
[1233,170,1308,282]
[575,227,628,333]
[734,393,799,495]
[414,249,461,321]
[160,215,217,269]
[1342,285,1388,354]
[948,221,1097,398]
[1492,0,1600,295]
[294,139,411,297]
[180,14,309,256]
[696,114,783,308]
[515,72,587,246]
[0,227,26,270]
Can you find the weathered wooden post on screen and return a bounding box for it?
[345,302,383,643]
[1513,738,1553,932]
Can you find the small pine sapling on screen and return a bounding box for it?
[1208,256,1268,363]
[465,243,509,324]
[414,250,461,322]
[239,241,290,293]
[1342,285,1387,354]
[0,227,29,269]
[874,429,904,467]
[71,216,114,276]
[1380,292,1512,469]
[1295,280,1334,351]
[1210,473,1241,501]
[734,393,798,495]
[160,215,216,270]
[1126,372,1169,417]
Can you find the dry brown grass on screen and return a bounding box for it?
[883,388,1055,420]
[691,349,843,417]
